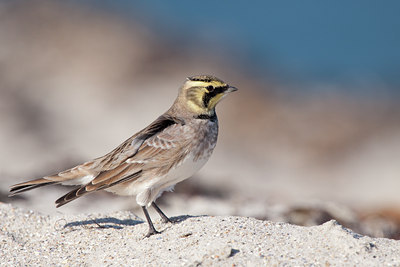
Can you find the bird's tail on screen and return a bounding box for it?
[9,178,59,196]
[9,161,96,197]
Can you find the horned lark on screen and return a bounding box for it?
[9,75,237,237]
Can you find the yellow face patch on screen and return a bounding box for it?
[184,80,228,114]
[207,93,225,110]
[186,97,208,114]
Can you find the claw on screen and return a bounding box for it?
[145,228,160,238]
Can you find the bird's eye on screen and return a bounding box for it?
[206,85,214,91]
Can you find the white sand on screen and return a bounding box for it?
[1,203,399,266]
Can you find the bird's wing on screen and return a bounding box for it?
[126,122,197,174]
[55,116,195,207]
[92,114,180,168]
[90,118,196,185]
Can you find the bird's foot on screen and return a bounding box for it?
[145,228,160,238]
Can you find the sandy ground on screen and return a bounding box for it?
[1,203,400,266]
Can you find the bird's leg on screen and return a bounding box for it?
[152,202,172,223]
[141,206,159,237]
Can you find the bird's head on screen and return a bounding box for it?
[175,75,237,116]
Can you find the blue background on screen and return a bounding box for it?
[83,0,400,90]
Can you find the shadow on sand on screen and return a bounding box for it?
[61,214,205,230]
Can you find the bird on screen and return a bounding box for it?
[9,75,237,237]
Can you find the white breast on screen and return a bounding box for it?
[164,151,210,185]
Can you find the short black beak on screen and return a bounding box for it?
[226,85,238,93]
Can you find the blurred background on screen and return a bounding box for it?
[1,1,400,239]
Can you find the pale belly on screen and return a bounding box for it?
[157,152,210,188]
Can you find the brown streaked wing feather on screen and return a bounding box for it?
[55,170,142,207]
[89,163,131,185]
[126,122,196,176]
[77,127,184,193]
[91,114,181,171]
[75,115,183,189]
[87,163,143,189]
